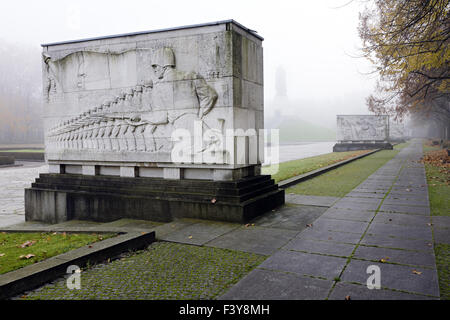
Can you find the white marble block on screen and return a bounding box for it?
[41,20,264,180]
[336,115,389,142]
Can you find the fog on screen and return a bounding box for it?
[0,0,378,143]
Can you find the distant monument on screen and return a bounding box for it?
[25,20,284,224]
[389,120,406,143]
[333,115,393,152]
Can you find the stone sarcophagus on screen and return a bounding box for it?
[333,115,393,152]
[26,20,284,223]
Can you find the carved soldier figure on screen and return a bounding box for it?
[142,47,218,153]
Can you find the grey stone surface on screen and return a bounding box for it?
[159,220,239,245]
[353,245,436,268]
[321,208,376,222]
[205,226,298,256]
[331,200,380,211]
[379,204,430,215]
[0,164,47,228]
[296,228,363,244]
[433,228,450,244]
[252,204,327,230]
[311,218,369,234]
[340,259,440,297]
[285,194,339,207]
[259,250,347,280]
[361,233,434,252]
[329,282,436,300]
[366,222,432,241]
[283,238,355,257]
[219,269,333,300]
[373,212,431,226]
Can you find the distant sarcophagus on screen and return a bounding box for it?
[333,115,392,152]
[336,115,389,142]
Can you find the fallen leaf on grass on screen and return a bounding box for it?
[19,240,36,248]
[0,253,5,257]
[19,254,35,260]
[412,270,422,275]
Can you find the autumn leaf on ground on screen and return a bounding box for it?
[188,235,193,239]
[19,254,35,260]
[345,295,351,300]
[380,257,389,263]
[0,253,5,257]
[19,240,36,248]
[306,224,313,228]
[412,270,422,275]
[211,198,217,204]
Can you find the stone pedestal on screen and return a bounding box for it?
[26,20,284,223]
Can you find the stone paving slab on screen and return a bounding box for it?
[219,269,333,300]
[296,228,362,244]
[310,218,369,234]
[285,194,340,207]
[345,191,385,199]
[433,228,450,245]
[159,220,239,246]
[331,200,380,211]
[259,250,348,280]
[329,282,437,300]
[340,259,439,297]
[431,216,450,228]
[366,222,432,241]
[204,226,299,256]
[353,245,436,268]
[321,208,376,222]
[379,204,431,215]
[252,204,327,230]
[283,238,355,257]
[373,212,431,226]
[360,233,434,252]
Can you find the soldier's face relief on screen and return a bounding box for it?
[152,64,165,79]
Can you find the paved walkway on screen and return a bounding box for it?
[0,162,47,228]
[220,140,440,299]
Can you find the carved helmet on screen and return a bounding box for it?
[151,47,175,67]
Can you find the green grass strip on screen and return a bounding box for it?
[286,143,408,197]
[0,232,114,275]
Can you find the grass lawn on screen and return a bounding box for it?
[0,149,44,153]
[422,141,450,300]
[262,149,372,183]
[285,143,408,197]
[0,232,114,275]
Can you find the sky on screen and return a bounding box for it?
[0,0,378,128]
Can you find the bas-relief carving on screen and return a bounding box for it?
[337,116,389,141]
[46,47,220,156]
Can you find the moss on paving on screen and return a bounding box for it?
[0,232,113,274]
[262,150,371,183]
[286,143,408,197]
[434,244,450,300]
[21,242,266,300]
